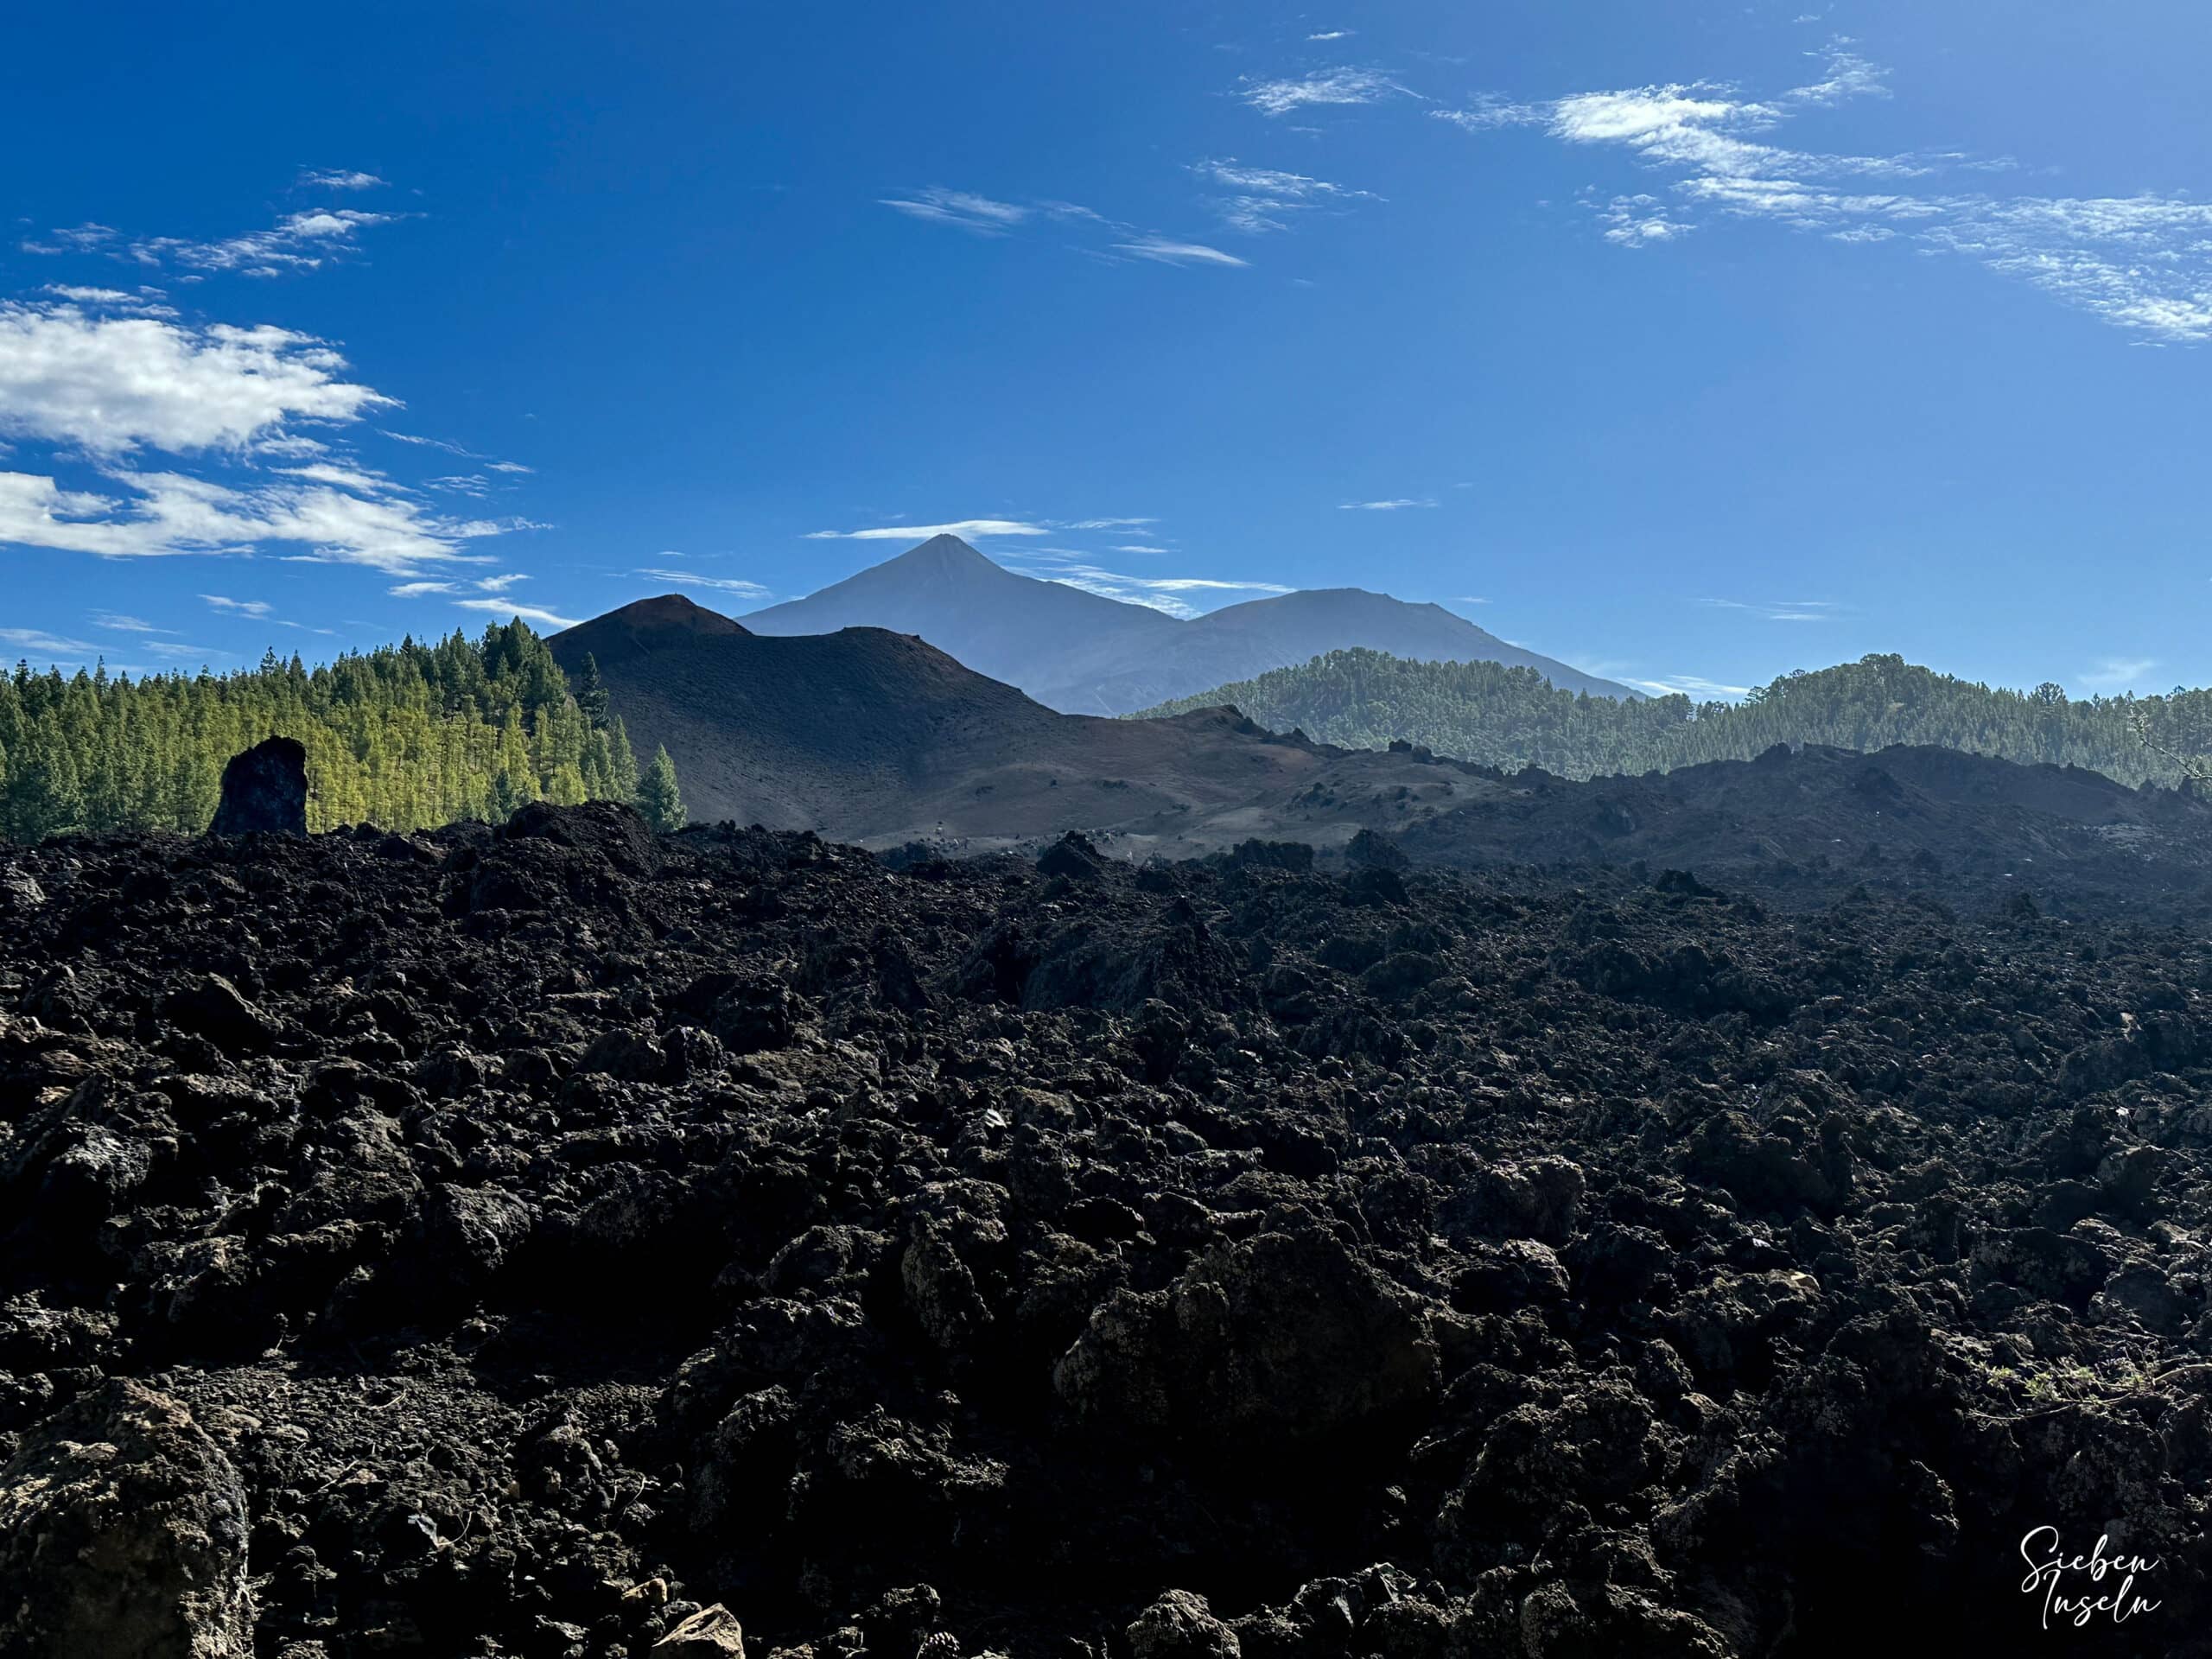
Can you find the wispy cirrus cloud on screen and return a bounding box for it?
[804,518,1051,541]
[1110,234,1249,268]
[632,567,772,601]
[200,594,272,617]
[1193,158,1380,235]
[1699,597,1848,622]
[1240,67,1415,118]
[1628,673,1755,699]
[882,186,1244,272]
[1002,549,1291,617]
[25,201,405,278]
[39,283,176,318]
[0,626,100,658]
[2078,656,2159,690]
[298,168,388,191]
[804,514,1163,543]
[879,188,1038,235]
[1338,497,1437,511]
[452,598,580,630]
[1437,44,2212,340]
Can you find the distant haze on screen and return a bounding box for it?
[742,536,1635,711]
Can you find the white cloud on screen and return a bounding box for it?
[1002,554,1290,617]
[299,168,388,191]
[200,594,273,617]
[2078,656,2158,690]
[1338,497,1437,510]
[381,430,480,458]
[0,467,524,575]
[453,598,580,630]
[1442,52,2212,342]
[1786,46,1890,107]
[388,580,458,598]
[1629,674,1753,699]
[1111,235,1249,267]
[1194,158,1379,234]
[880,188,1033,234]
[0,627,99,657]
[125,208,402,276]
[279,461,401,494]
[39,284,176,318]
[1241,68,1412,117]
[804,518,1052,540]
[633,567,772,600]
[18,224,119,256]
[1699,597,1847,621]
[1307,29,1352,41]
[91,611,173,632]
[1597,194,1695,246]
[472,572,531,593]
[0,302,395,454]
[486,460,533,474]
[1432,96,1545,132]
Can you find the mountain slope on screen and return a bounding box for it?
[1067,587,1631,712]
[741,536,1633,711]
[549,593,1447,844]
[741,534,1181,702]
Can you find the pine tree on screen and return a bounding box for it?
[574,652,612,730]
[0,618,646,842]
[638,745,686,832]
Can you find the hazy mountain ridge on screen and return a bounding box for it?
[742,535,1634,711]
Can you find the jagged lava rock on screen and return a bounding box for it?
[207,736,308,836]
[0,1379,255,1657]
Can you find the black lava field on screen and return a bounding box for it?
[3,803,2209,1656]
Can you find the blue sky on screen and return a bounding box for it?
[3,0,2209,700]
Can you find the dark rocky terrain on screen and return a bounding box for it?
[736,536,1631,713]
[544,600,2212,919]
[4,798,2209,1656]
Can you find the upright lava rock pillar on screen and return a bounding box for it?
[208,736,309,836]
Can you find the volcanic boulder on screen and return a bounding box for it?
[1053,1208,1439,1442]
[207,735,308,836]
[0,1379,255,1657]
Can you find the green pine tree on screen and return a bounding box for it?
[637,744,686,832]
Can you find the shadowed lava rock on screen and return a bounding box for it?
[3,804,2212,1656]
[0,1379,254,1657]
[207,736,308,837]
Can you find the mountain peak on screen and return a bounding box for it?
[550,593,750,664]
[601,593,748,632]
[893,533,998,571]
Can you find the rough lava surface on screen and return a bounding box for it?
[2,800,2209,1656]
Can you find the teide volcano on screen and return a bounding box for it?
[741,535,1633,711]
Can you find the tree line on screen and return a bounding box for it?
[1135,649,2212,786]
[0,620,689,842]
